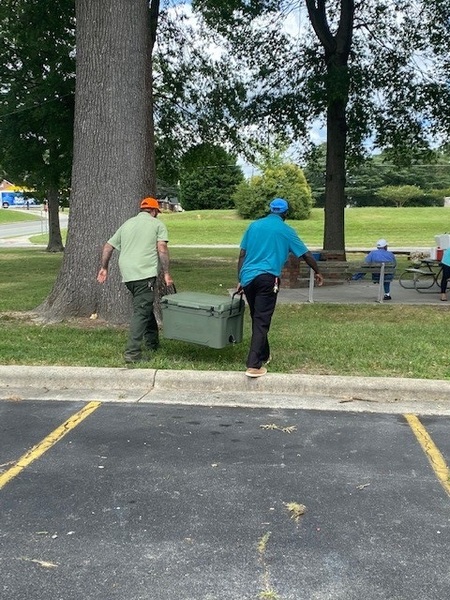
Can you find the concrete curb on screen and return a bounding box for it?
[1,365,450,404]
[0,365,156,391]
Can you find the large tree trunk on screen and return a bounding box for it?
[306,0,354,259]
[46,184,64,253]
[323,65,349,260]
[37,0,154,323]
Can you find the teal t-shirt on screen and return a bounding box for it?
[441,248,450,266]
[108,212,169,282]
[239,213,308,287]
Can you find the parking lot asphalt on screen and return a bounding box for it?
[1,400,449,600]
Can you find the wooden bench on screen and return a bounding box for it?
[297,261,353,287]
[303,261,396,303]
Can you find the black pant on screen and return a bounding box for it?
[243,273,278,369]
[440,264,450,293]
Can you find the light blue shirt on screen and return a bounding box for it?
[364,248,396,266]
[239,214,308,287]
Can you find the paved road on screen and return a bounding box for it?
[0,209,68,242]
[0,218,47,239]
[0,399,449,600]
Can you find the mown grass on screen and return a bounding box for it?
[0,208,40,224]
[28,206,450,247]
[1,246,449,379]
[160,206,450,247]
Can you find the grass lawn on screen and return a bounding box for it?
[0,208,40,224]
[27,206,450,247]
[159,206,450,247]
[1,246,450,379]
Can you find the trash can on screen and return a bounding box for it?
[435,234,450,249]
[160,291,245,349]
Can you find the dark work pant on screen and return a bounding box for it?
[440,264,450,293]
[243,273,278,369]
[124,277,158,359]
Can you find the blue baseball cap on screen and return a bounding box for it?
[270,198,289,213]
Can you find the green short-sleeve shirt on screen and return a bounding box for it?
[108,212,169,282]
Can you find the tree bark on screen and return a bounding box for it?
[323,65,349,259]
[37,0,155,323]
[46,184,64,252]
[306,0,354,259]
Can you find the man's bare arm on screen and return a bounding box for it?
[157,241,173,286]
[302,251,324,286]
[236,248,246,291]
[96,243,115,283]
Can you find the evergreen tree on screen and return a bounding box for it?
[305,147,450,206]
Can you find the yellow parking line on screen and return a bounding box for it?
[405,413,450,498]
[0,401,101,490]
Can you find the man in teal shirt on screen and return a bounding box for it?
[440,247,450,301]
[238,198,323,378]
[97,197,173,363]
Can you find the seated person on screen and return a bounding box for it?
[364,239,396,300]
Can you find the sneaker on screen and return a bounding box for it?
[245,367,267,378]
[383,294,392,301]
[263,355,272,366]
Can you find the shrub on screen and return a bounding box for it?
[233,163,313,220]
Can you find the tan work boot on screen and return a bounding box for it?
[245,367,267,378]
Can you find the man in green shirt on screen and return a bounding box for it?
[97,197,173,363]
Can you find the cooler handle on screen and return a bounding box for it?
[230,290,244,315]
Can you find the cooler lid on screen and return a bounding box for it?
[161,291,240,312]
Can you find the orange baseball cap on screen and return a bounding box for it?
[140,197,160,211]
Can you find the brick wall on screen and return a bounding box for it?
[280,251,349,288]
[280,254,302,288]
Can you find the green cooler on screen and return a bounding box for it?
[160,291,245,348]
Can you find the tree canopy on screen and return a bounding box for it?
[0,0,75,250]
[193,0,450,253]
[305,145,450,207]
[179,143,243,210]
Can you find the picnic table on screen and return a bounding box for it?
[398,259,442,292]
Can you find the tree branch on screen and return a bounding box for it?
[149,0,160,50]
[336,0,355,57]
[305,0,335,53]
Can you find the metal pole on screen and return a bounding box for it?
[378,263,385,303]
[308,267,315,303]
